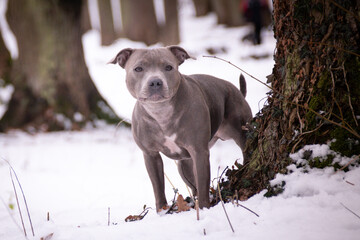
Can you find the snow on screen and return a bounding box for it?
[1,1,360,240]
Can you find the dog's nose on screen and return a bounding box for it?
[148,79,163,90]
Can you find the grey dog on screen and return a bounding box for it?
[110,46,252,212]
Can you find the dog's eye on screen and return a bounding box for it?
[165,65,173,71]
[134,67,143,72]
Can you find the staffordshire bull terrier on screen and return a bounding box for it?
[110,46,252,211]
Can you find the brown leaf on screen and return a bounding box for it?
[176,194,191,213]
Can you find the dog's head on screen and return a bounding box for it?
[110,46,191,103]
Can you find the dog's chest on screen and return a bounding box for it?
[163,134,181,154]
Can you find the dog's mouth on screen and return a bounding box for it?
[139,93,170,102]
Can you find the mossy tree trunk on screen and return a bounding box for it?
[0,0,119,131]
[224,0,360,200]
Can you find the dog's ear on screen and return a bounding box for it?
[108,48,133,68]
[168,46,193,65]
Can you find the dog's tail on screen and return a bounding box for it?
[239,74,247,98]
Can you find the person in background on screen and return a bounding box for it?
[241,0,270,45]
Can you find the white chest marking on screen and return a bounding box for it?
[164,134,181,154]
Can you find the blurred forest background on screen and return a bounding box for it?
[0,0,271,132]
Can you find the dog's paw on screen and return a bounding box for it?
[157,205,170,216]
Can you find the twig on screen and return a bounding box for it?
[203,55,274,92]
[329,0,360,22]
[9,168,27,237]
[334,155,359,174]
[108,207,110,226]
[203,55,360,139]
[217,167,235,233]
[340,202,360,220]
[234,202,260,218]
[2,158,35,237]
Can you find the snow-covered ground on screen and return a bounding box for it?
[1,1,360,240]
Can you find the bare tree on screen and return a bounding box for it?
[192,0,212,16]
[99,0,116,45]
[0,29,11,83]
[161,0,180,45]
[0,0,119,131]
[120,0,159,45]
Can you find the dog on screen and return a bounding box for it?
[110,46,252,212]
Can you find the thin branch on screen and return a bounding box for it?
[329,0,360,22]
[342,62,358,127]
[234,202,260,218]
[2,158,35,237]
[334,155,359,174]
[340,202,360,220]
[10,168,27,237]
[203,55,274,92]
[217,167,235,233]
[203,55,360,139]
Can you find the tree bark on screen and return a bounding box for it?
[223,0,360,200]
[0,0,119,131]
[161,0,180,45]
[120,0,158,46]
[192,0,212,17]
[212,0,243,26]
[0,28,11,84]
[98,0,116,45]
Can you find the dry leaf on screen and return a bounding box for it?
[176,194,191,213]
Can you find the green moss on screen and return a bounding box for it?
[308,155,335,169]
[284,51,301,99]
[330,128,360,157]
[264,181,285,198]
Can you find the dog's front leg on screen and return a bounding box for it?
[143,152,167,212]
[188,147,211,209]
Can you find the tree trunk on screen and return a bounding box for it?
[0,28,11,84]
[0,0,119,131]
[223,0,360,200]
[120,0,158,46]
[192,0,212,17]
[98,0,116,45]
[161,0,180,45]
[81,0,92,34]
[212,0,243,26]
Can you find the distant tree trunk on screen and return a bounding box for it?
[212,0,243,26]
[120,0,158,45]
[0,0,119,131]
[192,0,212,16]
[161,0,180,45]
[223,0,360,200]
[0,29,11,84]
[81,0,92,34]
[98,0,116,45]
